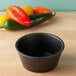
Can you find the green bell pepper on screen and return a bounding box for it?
[0,13,55,30]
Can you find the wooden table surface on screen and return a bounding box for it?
[0,12,76,76]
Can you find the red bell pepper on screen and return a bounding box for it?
[6,5,30,27]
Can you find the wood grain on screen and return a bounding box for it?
[0,12,76,76]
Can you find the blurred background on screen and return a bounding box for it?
[0,0,75,11]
